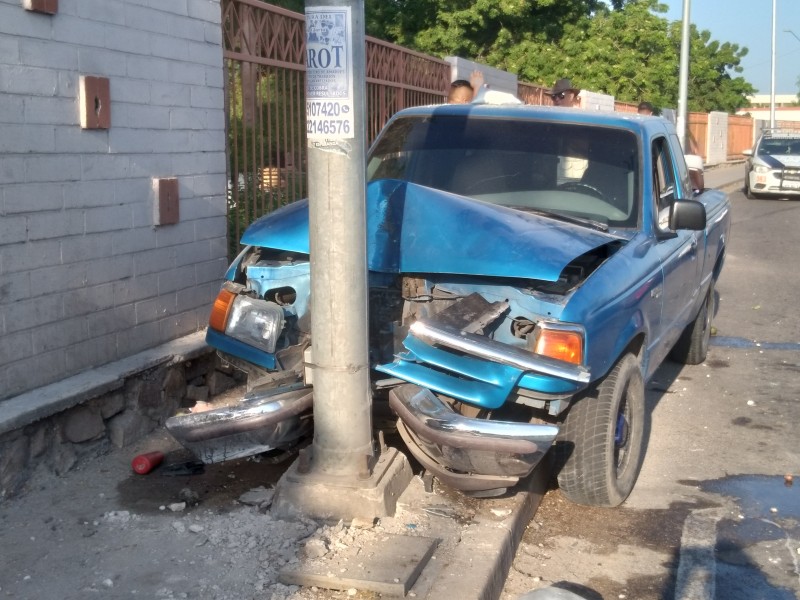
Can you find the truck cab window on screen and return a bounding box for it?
[652,137,677,230]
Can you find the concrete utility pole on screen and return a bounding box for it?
[769,0,777,128]
[272,0,411,522]
[677,0,691,150]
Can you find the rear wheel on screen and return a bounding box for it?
[670,281,715,365]
[555,353,646,507]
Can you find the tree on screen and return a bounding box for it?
[267,0,755,112]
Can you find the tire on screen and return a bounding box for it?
[744,176,758,199]
[670,281,715,365]
[555,353,646,507]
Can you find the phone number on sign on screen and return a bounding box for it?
[307,118,352,135]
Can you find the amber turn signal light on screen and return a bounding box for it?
[533,329,583,365]
[209,288,236,332]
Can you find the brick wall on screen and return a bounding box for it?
[0,0,228,401]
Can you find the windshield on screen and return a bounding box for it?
[758,137,800,156]
[367,114,641,228]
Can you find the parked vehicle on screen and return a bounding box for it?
[743,129,800,199]
[167,104,731,507]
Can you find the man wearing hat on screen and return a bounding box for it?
[550,78,581,107]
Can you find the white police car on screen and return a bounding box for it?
[743,129,800,199]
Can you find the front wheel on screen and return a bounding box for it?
[555,353,646,507]
[670,281,715,365]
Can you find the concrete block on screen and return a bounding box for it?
[27,209,85,241]
[280,533,438,596]
[52,14,105,47]
[81,154,130,181]
[55,125,110,153]
[61,406,105,443]
[188,0,221,23]
[0,124,55,153]
[4,182,64,213]
[1,65,58,96]
[0,3,52,39]
[85,204,133,233]
[0,271,32,304]
[87,305,136,336]
[159,310,200,340]
[168,62,205,87]
[0,157,25,185]
[203,21,222,46]
[133,246,176,277]
[172,15,206,44]
[205,65,224,90]
[194,257,227,285]
[61,232,114,264]
[154,220,195,247]
[99,391,126,419]
[102,23,149,54]
[123,5,174,35]
[1,349,66,400]
[190,84,223,109]
[77,0,125,25]
[108,409,154,448]
[62,180,116,209]
[190,128,225,151]
[0,433,30,498]
[149,33,189,61]
[175,240,211,268]
[186,384,209,402]
[115,103,170,129]
[0,34,20,64]
[0,330,33,365]
[51,442,78,475]
[84,254,134,286]
[65,333,118,372]
[169,106,207,129]
[31,316,88,353]
[117,321,160,356]
[0,215,28,246]
[19,38,79,70]
[177,281,217,313]
[26,262,87,296]
[114,178,152,207]
[26,96,79,126]
[112,272,159,305]
[77,47,128,77]
[62,281,114,318]
[126,55,169,82]
[0,94,24,124]
[24,155,82,183]
[112,79,151,104]
[1,240,61,276]
[206,369,236,396]
[111,227,159,255]
[157,267,195,295]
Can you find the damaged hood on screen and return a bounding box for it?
[241,179,620,282]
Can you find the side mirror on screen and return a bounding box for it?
[670,199,706,231]
[684,153,705,193]
[742,149,753,157]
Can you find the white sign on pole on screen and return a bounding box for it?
[305,7,354,143]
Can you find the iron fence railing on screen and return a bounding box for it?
[221,0,449,259]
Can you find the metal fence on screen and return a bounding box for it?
[221,0,448,259]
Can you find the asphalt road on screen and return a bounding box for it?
[502,184,800,599]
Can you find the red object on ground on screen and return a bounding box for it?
[131,451,164,474]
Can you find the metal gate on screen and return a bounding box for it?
[221,0,450,259]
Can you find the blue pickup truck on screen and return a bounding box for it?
[167,103,731,507]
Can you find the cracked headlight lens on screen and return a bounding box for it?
[224,295,285,353]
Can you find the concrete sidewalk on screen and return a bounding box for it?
[704,160,744,191]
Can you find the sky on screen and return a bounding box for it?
[660,0,800,95]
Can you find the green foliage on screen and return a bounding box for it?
[366,0,755,113]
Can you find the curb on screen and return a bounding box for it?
[424,466,549,600]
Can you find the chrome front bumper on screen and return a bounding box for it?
[389,384,559,494]
[165,385,313,464]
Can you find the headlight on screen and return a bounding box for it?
[753,165,770,174]
[530,322,584,365]
[209,288,285,353]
